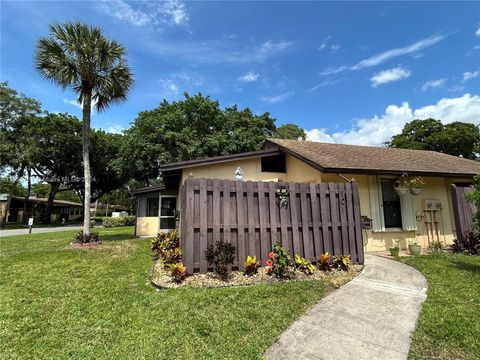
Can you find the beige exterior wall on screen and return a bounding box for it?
[180,158,286,183]
[322,173,459,252]
[136,217,159,237]
[169,155,469,252]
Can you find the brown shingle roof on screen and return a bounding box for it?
[267,138,480,176]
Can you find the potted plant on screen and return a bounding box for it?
[394,179,408,196]
[408,177,425,196]
[389,240,400,257]
[408,240,422,255]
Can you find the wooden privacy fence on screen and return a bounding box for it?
[451,184,476,242]
[180,178,364,273]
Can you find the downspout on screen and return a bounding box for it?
[336,173,355,183]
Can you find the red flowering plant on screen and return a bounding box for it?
[265,243,292,278]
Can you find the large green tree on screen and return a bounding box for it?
[35,22,133,236]
[121,93,276,184]
[0,82,41,227]
[273,123,306,140]
[27,113,83,223]
[386,119,480,159]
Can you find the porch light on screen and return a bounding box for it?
[275,185,289,208]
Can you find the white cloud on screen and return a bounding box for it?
[238,72,259,82]
[63,98,82,109]
[463,70,480,82]
[143,39,291,64]
[476,24,480,37]
[106,124,125,134]
[307,78,341,92]
[370,67,411,87]
[305,129,335,143]
[63,98,98,111]
[318,36,341,54]
[305,94,480,146]
[421,79,445,92]
[98,0,188,27]
[320,34,446,75]
[260,91,294,104]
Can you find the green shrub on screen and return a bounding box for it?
[428,240,444,254]
[102,215,136,228]
[332,255,351,271]
[243,255,259,276]
[73,231,100,244]
[266,243,292,278]
[453,231,480,255]
[167,262,187,283]
[89,220,96,228]
[318,252,332,271]
[205,241,235,279]
[151,230,181,266]
[294,254,315,275]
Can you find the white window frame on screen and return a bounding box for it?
[158,195,177,232]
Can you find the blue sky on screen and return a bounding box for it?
[1,1,479,146]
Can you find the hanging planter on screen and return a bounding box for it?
[410,188,422,196]
[394,179,409,196]
[407,177,425,196]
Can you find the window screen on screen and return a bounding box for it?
[146,198,159,217]
[381,179,402,228]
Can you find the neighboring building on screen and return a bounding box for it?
[0,194,83,224]
[133,138,480,252]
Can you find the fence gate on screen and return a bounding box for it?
[451,184,475,242]
[180,178,364,273]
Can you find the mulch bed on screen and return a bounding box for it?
[151,261,363,289]
[70,242,102,249]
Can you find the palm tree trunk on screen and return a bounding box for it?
[22,167,32,223]
[82,91,92,236]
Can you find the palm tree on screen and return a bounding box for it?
[35,22,133,238]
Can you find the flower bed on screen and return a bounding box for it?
[151,261,362,289]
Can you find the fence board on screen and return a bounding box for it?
[181,178,364,273]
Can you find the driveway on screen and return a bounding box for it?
[0,225,84,237]
[265,254,428,360]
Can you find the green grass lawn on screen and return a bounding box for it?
[1,227,330,359]
[402,254,480,360]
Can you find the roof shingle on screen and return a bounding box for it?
[267,138,480,176]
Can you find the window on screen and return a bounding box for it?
[381,179,402,228]
[146,198,159,217]
[261,154,286,173]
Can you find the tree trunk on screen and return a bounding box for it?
[43,182,60,224]
[0,164,25,228]
[22,167,32,223]
[82,91,92,236]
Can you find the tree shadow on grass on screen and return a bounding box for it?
[99,233,140,242]
[452,260,480,274]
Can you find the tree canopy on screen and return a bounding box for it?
[120,93,277,183]
[273,123,306,140]
[386,119,480,160]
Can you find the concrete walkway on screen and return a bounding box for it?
[265,254,428,360]
[0,225,83,237]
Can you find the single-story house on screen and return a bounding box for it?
[133,138,480,252]
[0,194,83,224]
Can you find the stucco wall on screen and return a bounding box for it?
[322,173,458,252]
[172,155,468,252]
[136,217,159,237]
[181,158,286,183]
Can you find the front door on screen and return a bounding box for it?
[159,196,177,232]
